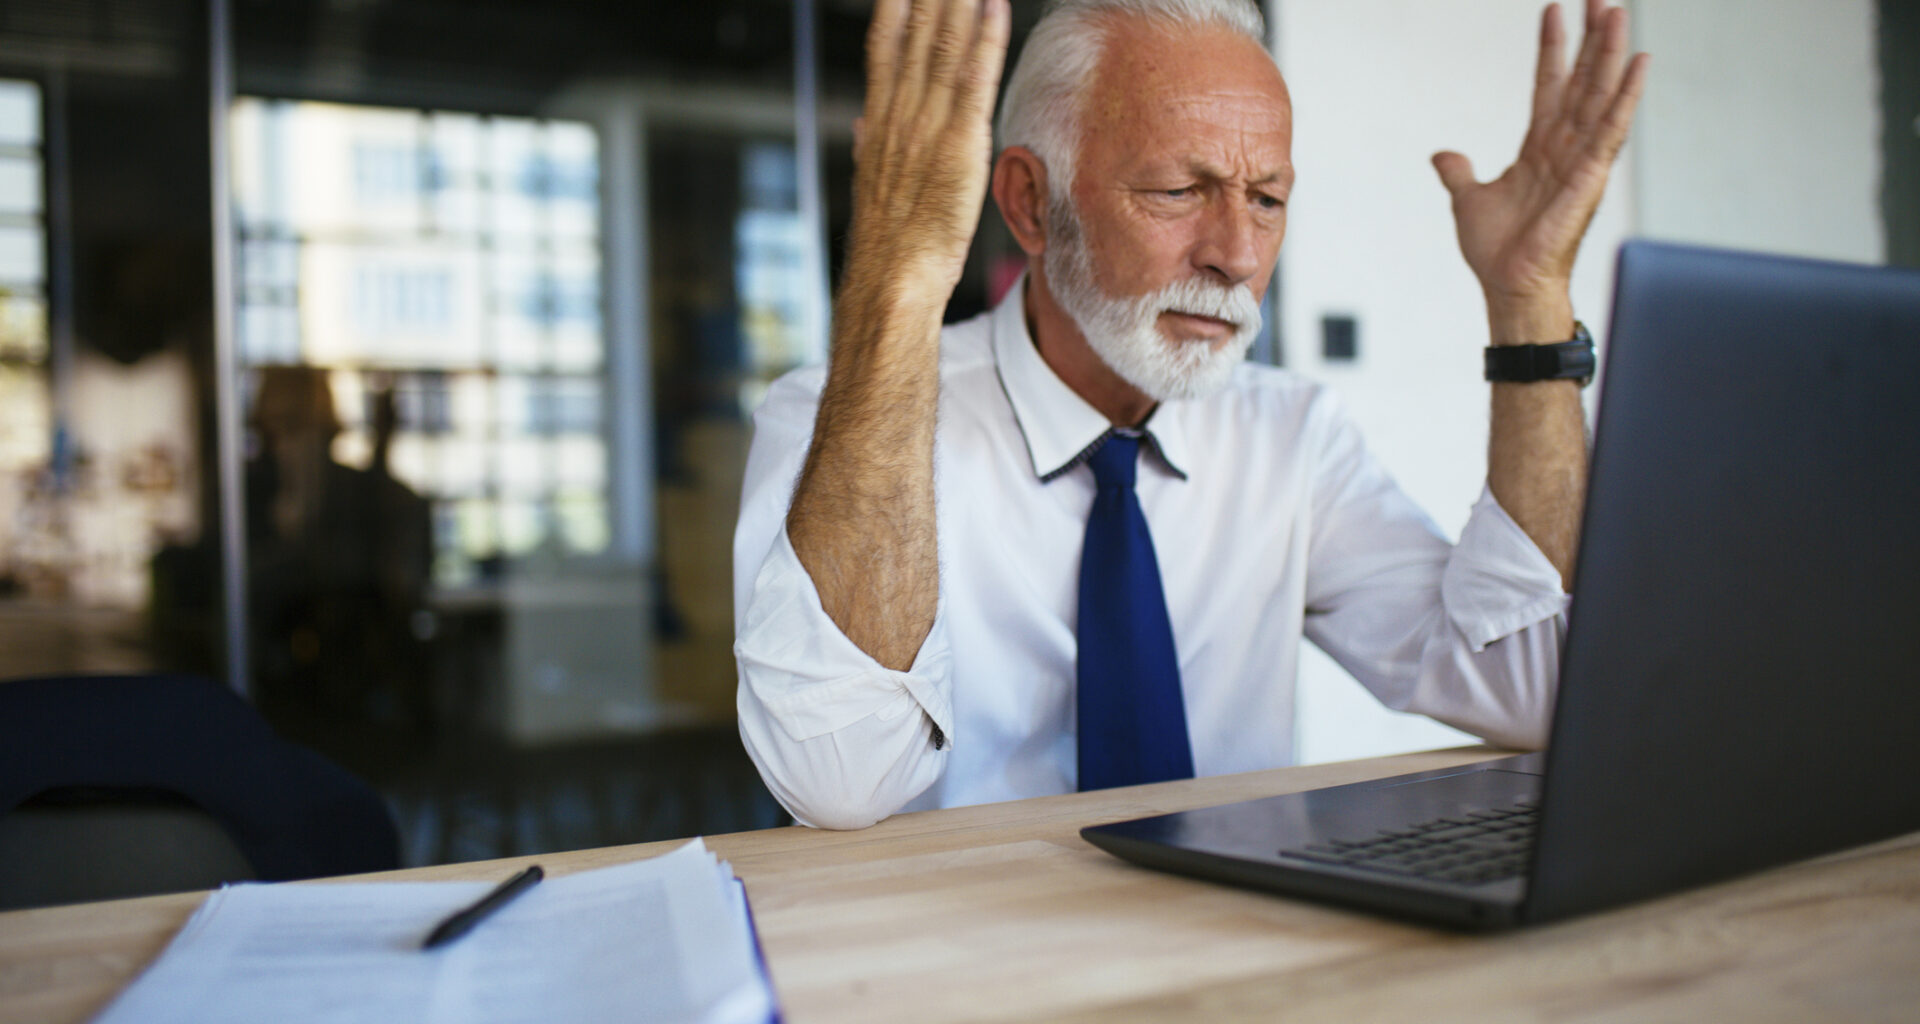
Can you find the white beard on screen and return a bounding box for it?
[1042,199,1263,403]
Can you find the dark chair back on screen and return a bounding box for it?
[0,673,399,909]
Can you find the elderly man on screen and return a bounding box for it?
[734,0,1647,829]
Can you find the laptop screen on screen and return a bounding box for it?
[1525,241,1920,922]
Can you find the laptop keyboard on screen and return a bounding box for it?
[1281,803,1539,887]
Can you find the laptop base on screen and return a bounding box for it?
[1083,755,1540,931]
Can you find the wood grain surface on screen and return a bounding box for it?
[3,746,1916,1024]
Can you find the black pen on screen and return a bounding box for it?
[422,865,544,949]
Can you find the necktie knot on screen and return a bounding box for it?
[1088,434,1141,491]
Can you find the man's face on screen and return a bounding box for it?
[1046,18,1294,401]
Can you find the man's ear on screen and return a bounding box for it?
[992,146,1051,258]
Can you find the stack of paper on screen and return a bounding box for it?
[92,839,778,1024]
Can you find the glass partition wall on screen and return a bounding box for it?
[0,0,1048,868]
[0,0,874,868]
[228,101,626,741]
[218,0,840,861]
[0,0,225,683]
[0,79,50,624]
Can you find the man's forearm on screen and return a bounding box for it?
[1430,0,1643,594]
[786,276,946,671]
[1485,295,1587,591]
[778,0,1006,673]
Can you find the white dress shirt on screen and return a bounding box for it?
[734,279,1569,829]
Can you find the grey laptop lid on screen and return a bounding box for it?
[1522,240,1920,922]
[1082,241,1920,929]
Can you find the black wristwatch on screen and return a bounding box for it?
[1484,321,1595,386]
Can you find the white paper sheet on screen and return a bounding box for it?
[91,839,777,1024]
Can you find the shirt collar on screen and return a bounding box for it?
[991,274,1192,483]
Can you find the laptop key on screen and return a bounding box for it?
[1279,802,1538,885]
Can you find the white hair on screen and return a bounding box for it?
[995,0,1268,204]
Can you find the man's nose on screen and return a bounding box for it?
[1192,199,1261,287]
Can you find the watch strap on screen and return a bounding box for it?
[1484,322,1595,385]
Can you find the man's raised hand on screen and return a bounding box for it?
[1432,0,1649,322]
[786,0,1009,676]
[848,0,1012,304]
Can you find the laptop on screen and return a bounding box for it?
[1081,240,1920,929]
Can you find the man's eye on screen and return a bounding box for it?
[1163,187,1192,197]
[1256,195,1286,210]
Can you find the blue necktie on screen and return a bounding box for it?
[1076,433,1194,791]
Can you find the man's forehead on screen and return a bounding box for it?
[1077,22,1291,179]
[1154,89,1293,135]
[1085,18,1291,131]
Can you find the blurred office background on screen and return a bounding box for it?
[0,0,1910,866]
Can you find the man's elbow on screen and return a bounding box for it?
[754,761,911,832]
[786,797,891,832]
[1451,686,1554,752]
[736,714,940,831]
[1468,718,1549,753]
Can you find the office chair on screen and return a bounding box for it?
[0,673,400,910]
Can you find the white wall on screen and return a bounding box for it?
[1632,0,1882,263]
[1271,0,1882,764]
[1272,0,1635,764]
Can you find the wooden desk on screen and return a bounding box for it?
[4,747,1917,1023]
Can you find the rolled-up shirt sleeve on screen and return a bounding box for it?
[732,372,953,830]
[1414,487,1568,749]
[1303,394,1567,752]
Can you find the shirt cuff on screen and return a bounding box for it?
[1443,486,1570,652]
[735,524,954,744]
